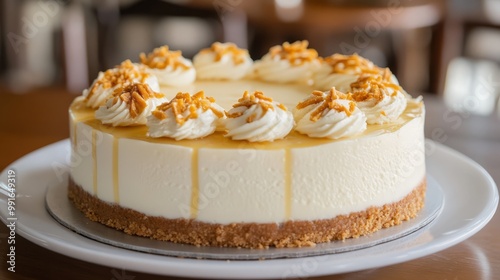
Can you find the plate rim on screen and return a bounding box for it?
[0,139,498,279]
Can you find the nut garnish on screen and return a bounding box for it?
[86,60,150,101]
[324,53,391,79]
[140,46,190,70]
[228,91,287,123]
[111,83,164,118]
[350,75,402,104]
[297,88,356,121]
[269,40,318,66]
[200,42,248,65]
[152,91,224,125]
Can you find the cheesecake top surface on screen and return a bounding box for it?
[72,40,424,147]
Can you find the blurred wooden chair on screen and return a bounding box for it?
[93,0,223,71]
[239,0,445,94]
[437,0,500,115]
[437,0,500,95]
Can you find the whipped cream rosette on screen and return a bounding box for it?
[253,40,320,83]
[313,53,397,92]
[140,46,196,87]
[83,60,160,109]
[193,42,253,80]
[351,75,407,124]
[294,88,367,139]
[147,91,225,140]
[95,83,167,127]
[224,91,294,142]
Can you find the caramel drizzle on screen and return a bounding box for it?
[324,53,392,80]
[228,91,288,123]
[91,129,98,194]
[86,60,150,102]
[350,75,402,104]
[140,46,190,70]
[269,40,318,66]
[296,88,356,121]
[200,42,248,65]
[152,91,224,125]
[110,83,164,118]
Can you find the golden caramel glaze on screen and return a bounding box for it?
[70,94,423,150]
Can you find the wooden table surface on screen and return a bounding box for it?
[0,88,499,280]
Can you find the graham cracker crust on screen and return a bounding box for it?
[68,178,426,249]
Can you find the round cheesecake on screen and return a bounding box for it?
[68,42,426,248]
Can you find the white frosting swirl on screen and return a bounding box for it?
[356,93,407,124]
[193,42,253,80]
[83,60,160,109]
[253,55,317,83]
[95,84,167,127]
[224,91,294,142]
[294,89,367,139]
[312,63,358,91]
[147,91,225,140]
[351,76,407,124]
[140,46,196,87]
[84,72,111,108]
[149,57,196,87]
[313,53,399,92]
[254,40,320,83]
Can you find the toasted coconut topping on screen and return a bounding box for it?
[269,40,318,66]
[152,91,223,125]
[200,42,248,65]
[111,83,164,118]
[297,88,356,121]
[228,91,287,123]
[351,75,402,104]
[86,60,150,101]
[140,46,190,70]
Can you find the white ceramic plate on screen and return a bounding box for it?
[0,139,497,279]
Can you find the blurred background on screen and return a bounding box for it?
[1,0,500,116]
